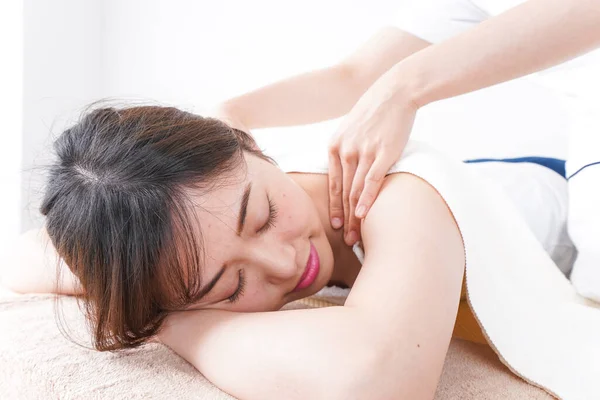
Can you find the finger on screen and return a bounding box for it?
[355,156,390,220]
[340,149,358,239]
[346,157,373,245]
[327,145,344,230]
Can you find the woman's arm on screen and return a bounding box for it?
[344,172,466,398]
[159,305,378,400]
[158,172,465,400]
[1,227,82,295]
[216,27,429,129]
[391,0,600,107]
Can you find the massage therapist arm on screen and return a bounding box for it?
[397,0,600,108]
[213,28,429,130]
[331,0,600,243]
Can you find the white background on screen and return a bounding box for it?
[3,0,594,251]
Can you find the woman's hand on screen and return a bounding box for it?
[328,82,418,246]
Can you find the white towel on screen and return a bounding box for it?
[566,100,600,302]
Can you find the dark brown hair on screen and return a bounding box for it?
[40,104,270,351]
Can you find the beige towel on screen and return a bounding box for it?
[0,292,551,399]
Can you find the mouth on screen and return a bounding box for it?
[292,241,320,292]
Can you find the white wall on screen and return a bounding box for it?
[101,0,401,107]
[0,1,24,257]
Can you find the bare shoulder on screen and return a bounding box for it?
[361,172,463,254]
[345,171,465,310]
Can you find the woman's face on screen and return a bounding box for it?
[183,151,335,312]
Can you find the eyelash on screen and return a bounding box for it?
[228,269,246,303]
[228,196,278,304]
[257,195,278,234]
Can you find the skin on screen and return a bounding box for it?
[181,151,362,313]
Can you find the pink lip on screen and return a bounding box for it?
[293,241,320,292]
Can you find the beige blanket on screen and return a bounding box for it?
[0,291,552,399]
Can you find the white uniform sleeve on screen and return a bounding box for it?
[394,0,489,44]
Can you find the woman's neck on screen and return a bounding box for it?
[287,172,361,287]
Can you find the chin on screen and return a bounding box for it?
[286,278,328,305]
[309,263,333,297]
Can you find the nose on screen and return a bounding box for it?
[249,241,298,284]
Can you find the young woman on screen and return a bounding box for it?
[4,26,598,400]
[4,102,580,399]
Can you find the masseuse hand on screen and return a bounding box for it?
[328,83,418,246]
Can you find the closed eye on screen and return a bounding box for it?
[257,194,278,234]
[227,269,245,303]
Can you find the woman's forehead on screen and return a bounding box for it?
[185,153,276,241]
[192,184,246,227]
[188,153,272,219]
[186,172,255,242]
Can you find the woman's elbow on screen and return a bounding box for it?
[0,228,79,295]
[1,270,28,294]
[0,234,31,293]
[0,256,55,295]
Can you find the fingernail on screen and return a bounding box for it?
[355,205,366,218]
[332,218,343,229]
[347,231,358,245]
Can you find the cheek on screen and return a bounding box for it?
[241,284,284,312]
[275,187,315,237]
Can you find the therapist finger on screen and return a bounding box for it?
[355,156,390,220]
[328,144,344,230]
[340,148,358,243]
[347,156,373,245]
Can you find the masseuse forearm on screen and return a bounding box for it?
[220,65,361,129]
[389,0,600,108]
[220,28,430,129]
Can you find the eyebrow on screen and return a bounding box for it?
[237,182,252,236]
[192,182,252,304]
